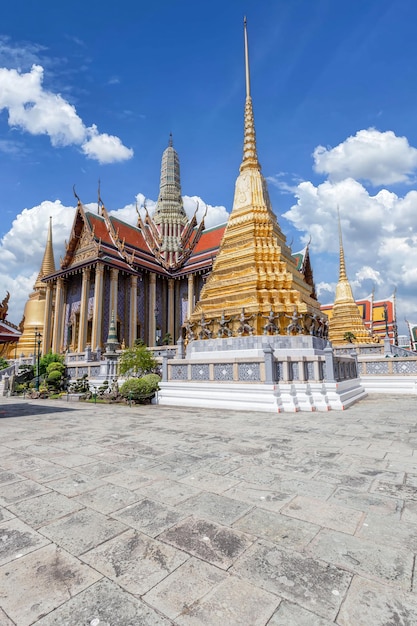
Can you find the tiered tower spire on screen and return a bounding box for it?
[152,134,188,266]
[34,216,56,289]
[189,18,322,337]
[328,212,371,344]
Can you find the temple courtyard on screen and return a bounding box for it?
[0,395,417,625]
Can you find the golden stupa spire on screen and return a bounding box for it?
[34,216,56,289]
[338,208,348,282]
[241,16,260,172]
[329,210,371,344]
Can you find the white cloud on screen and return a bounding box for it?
[81,125,133,163]
[313,128,417,186]
[0,64,133,163]
[283,129,417,330]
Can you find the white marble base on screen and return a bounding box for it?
[157,378,366,413]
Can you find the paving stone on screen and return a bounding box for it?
[273,477,336,499]
[114,494,183,534]
[35,578,172,626]
[143,556,227,619]
[207,458,243,475]
[180,470,241,494]
[233,507,320,550]
[81,528,188,595]
[103,468,158,489]
[0,543,102,626]
[337,575,417,625]
[0,470,24,486]
[371,480,417,500]
[137,477,201,506]
[232,540,352,620]
[159,516,254,569]
[309,529,413,589]
[146,461,195,479]
[179,491,251,525]
[45,472,105,496]
[42,452,95,468]
[174,574,279,626]
[18,464,74,483]
[401,500,417,524]
[313,470,375,490]
[230,465,279,485]
[6,491,85,529]
[329,487,402,516]
[268,600,334,625]
[0,506,14,523]
[75,460,121,478]
[74,482,142,514]
[0,517,50,565]
[357,512,417,551]
[0,478,51,505]
[0,607,14,626]
[281,495,363,534]
[38,508,127,555]
[224,483,292,512]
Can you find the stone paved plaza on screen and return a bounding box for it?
[1,395,417,625]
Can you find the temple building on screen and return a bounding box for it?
[325,215,372,345]
[13,138,227,357]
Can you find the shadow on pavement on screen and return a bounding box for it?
[0,402,77,419]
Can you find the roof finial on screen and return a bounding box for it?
[98,178,102,215]
[168,132,173,147]
[337,207,348,282]
[72,185,81,207]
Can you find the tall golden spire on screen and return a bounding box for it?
[241,17,260,172]
[329,211,371,344]
[34,216,56,289]
[189,18,322,337]
[338,208,348,282]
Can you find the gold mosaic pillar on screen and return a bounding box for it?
[91,264,104,350]
[78,268,91,352]
[52,277,64,353]
[187,273,194,319]
[109,268,119,328]
[168,279,175,341]
[148,273,156,346]
[129,274,137,347]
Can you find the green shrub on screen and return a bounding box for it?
[141,373,161,392]
[0,357,9,370]
[120,377,158,402]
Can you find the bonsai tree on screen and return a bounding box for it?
[119,344,157,378]
[39,352,64,376]
[343,331,356,343]
[120,373,160,404]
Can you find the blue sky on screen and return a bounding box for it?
[1,0,417,335]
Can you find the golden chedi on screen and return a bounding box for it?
[328,214,372,345]
[190,19,322,338]
[15,217,56,356]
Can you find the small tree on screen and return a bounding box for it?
[119,344,157,378]
[343,331,356,343]
[0,357,9,370]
